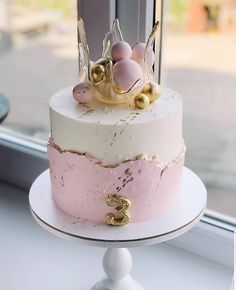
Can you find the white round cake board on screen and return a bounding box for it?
[29,167,207,248]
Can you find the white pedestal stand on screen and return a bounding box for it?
[29,167,207,290]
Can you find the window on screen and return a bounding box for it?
[0,0,235,226]
[0,0,77,142]
[164,0,236,223]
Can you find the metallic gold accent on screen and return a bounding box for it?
[134,93,150,109]
[114,86,125,94]
[106,194,131,226]
[48,137,186,170]
[89,58,145,105]
[76,18,161,107]
[91,64,106,85]
[142,81,161,103]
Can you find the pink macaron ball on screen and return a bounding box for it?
[73,81,93,104]
[131,42,155,69]
[113,59,143,91]
[111,41,132,62]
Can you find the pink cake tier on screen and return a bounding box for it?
[48,139,185,222]
[47,87,185,224]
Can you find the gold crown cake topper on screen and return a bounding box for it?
[73,18,161,109]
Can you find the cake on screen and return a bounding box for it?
[47,19,185,226]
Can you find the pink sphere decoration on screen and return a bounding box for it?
[73,81,93,104]
[111,41,132,62]
[131,42,155,69]
[113,59,143,91]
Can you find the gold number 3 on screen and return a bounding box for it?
[106,194,131,226]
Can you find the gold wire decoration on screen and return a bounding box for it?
[106,194,131,226]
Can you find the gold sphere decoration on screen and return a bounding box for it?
[142,81,161,103]
[134,93,150,109]
[91,64,106,84]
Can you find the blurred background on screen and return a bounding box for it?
[0,0,235,220]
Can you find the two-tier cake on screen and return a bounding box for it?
[47,19,185,226]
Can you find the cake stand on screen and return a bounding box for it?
[29,167,207,290]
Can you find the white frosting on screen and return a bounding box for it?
[50,86,183,164]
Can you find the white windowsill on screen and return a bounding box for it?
[0,181,233,290]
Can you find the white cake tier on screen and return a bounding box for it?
[50,86,183,165]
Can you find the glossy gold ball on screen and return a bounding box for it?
[134,93,150,109]
[142,81,161,103]
[91,64,106,84]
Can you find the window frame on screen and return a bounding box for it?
[0,0,234,268]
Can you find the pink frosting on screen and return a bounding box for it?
[47,142,184,223]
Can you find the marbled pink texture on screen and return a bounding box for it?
[48,144,184,223]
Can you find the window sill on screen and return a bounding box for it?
[0,181,233,290]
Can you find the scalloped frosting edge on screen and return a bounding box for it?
[48,137,186,170]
